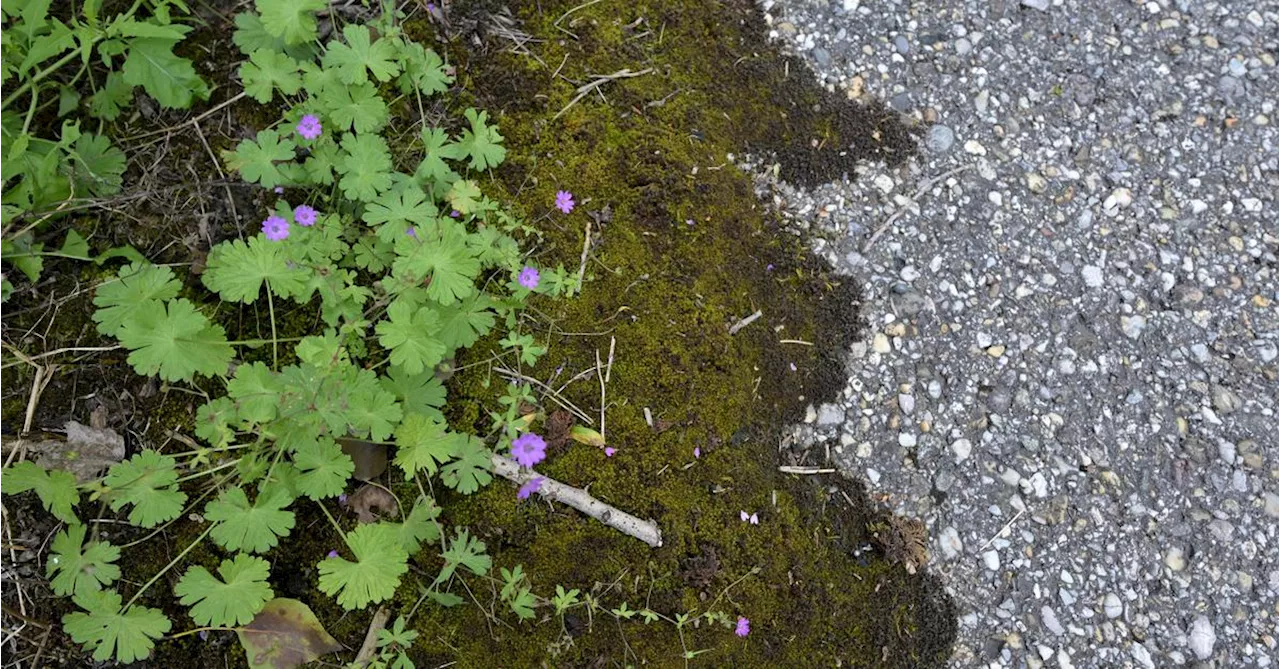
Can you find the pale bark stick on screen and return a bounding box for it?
[491,455,662,548]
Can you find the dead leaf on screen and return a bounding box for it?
[545,410,573,449]
[338,439,386,481]
[569,425,605,448]
[237,598,341,669]
[348,484,399,524]
[5,421,127,483]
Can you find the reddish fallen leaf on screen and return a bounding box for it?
[237,598,341,669]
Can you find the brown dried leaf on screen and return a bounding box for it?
[12,421,127,483]
[347,484,399,524]
[544,410,573,449]
[338,439,387,481]
[237,598,341,669]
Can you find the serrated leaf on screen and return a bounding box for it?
[396,42,451,95]
[436,293,495,351]
[346,385,402,442]
[379,368,446,422]
[175,554,274,627]
[445,179,481,215]
[440,436,492,494]
[375,301,445,376]
[362,185,437,242]
[66,133,125,196]
[334,133,392,201]
[63,589,170,663]
[87,72,133,120]
[195,396,237,447]
[294,330,349,368]
[435,528,489,585]
[47,524,120,597]
[239,48,303,103]
[414,127,460,189]
[226,361,283,423]
[103,450,185,528]
[391,220,479,306]
[317,523,409,610]
[202,234,308,303]
[256,0,325,46]
[294,438,353,499]
[116,298,233,381]
[323,80,388,134]
[205,486,296,554]
[223,129,296,188]
[122,38,208,109]
[454,108,505,171]
[321,24,399,85]
[398,498,441,553]
[91,263,182,336]
[393,413,464,476]
[1,461,79,523]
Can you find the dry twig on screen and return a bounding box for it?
[492,455,662,547]
[553,68,653,121]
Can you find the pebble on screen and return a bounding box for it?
[873,174,895,194]
[898,393,915,415]
[816,403,845,426]
[1103,593,1123,619]
[1021,0,1050,10]
[893,35,910,55]
[811,46,832,68]
[1041,606,1065,635]
[1188,615,1216,660]
[1120,315,1147,340]
[952,438,973,463]
[1081,265,1104,287]
[982,550,1000,571]
[925,125,955,153]
[872,332,891,353]
[963,139,987,156]
[1164,546,1187,571]
[939,526,963,559]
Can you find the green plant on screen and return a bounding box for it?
[0,0,207,298]
[0,0,592,663]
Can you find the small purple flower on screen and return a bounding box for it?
[750,513,759,525]
[604,447,616,457]
[735,617,750,637]
[327,550,339,559]
[693,447,701,458]
[262,215,290,241]
[517,477,544,500]
[789,362,797,372]
[685,219,694,226]
[293,204,318,226]
[198,630,209,641]
[518,266,540,290]
[554,190,575,214]
[511,433,547,468]
[450,210,461,218]
[338,493,348,506]
[766,263,775,272]
[274,186,284,194]
[296,114,322,140]
[739,510,749,522]
[406,227,418,238]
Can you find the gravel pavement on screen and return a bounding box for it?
[754,0,1279,666]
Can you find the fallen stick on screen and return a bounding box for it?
[553,68,653,121]
[728,309,762,335]
[777,466,836,475]
[491,455,662,547]
[351,606,390,668]
[862,165,971,253]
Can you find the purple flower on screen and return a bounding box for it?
[766,263,775,272]
[293,204,318,227]
[693,447,701,458]
[198,630,209,641]
[326,550,339,559]
[739,510,749,522]
[338,493,348,506]
[517,477,544,500]
[604,447,616,457]
[735,617,750,637]
[518,266,540,290]
[554,190,575,214]
[274,187,284,194]
[750,513,759,525]
[450,210,461,218]
[262,215,290,241]
[511,433,547,467]
[406,227,418,238]
[296,114,322,140]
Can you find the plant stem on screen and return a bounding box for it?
[267,288,279,369]
[123,523,214,610]
[3,50,83,112]
[173,458,241,484]
[315,499,347,545]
